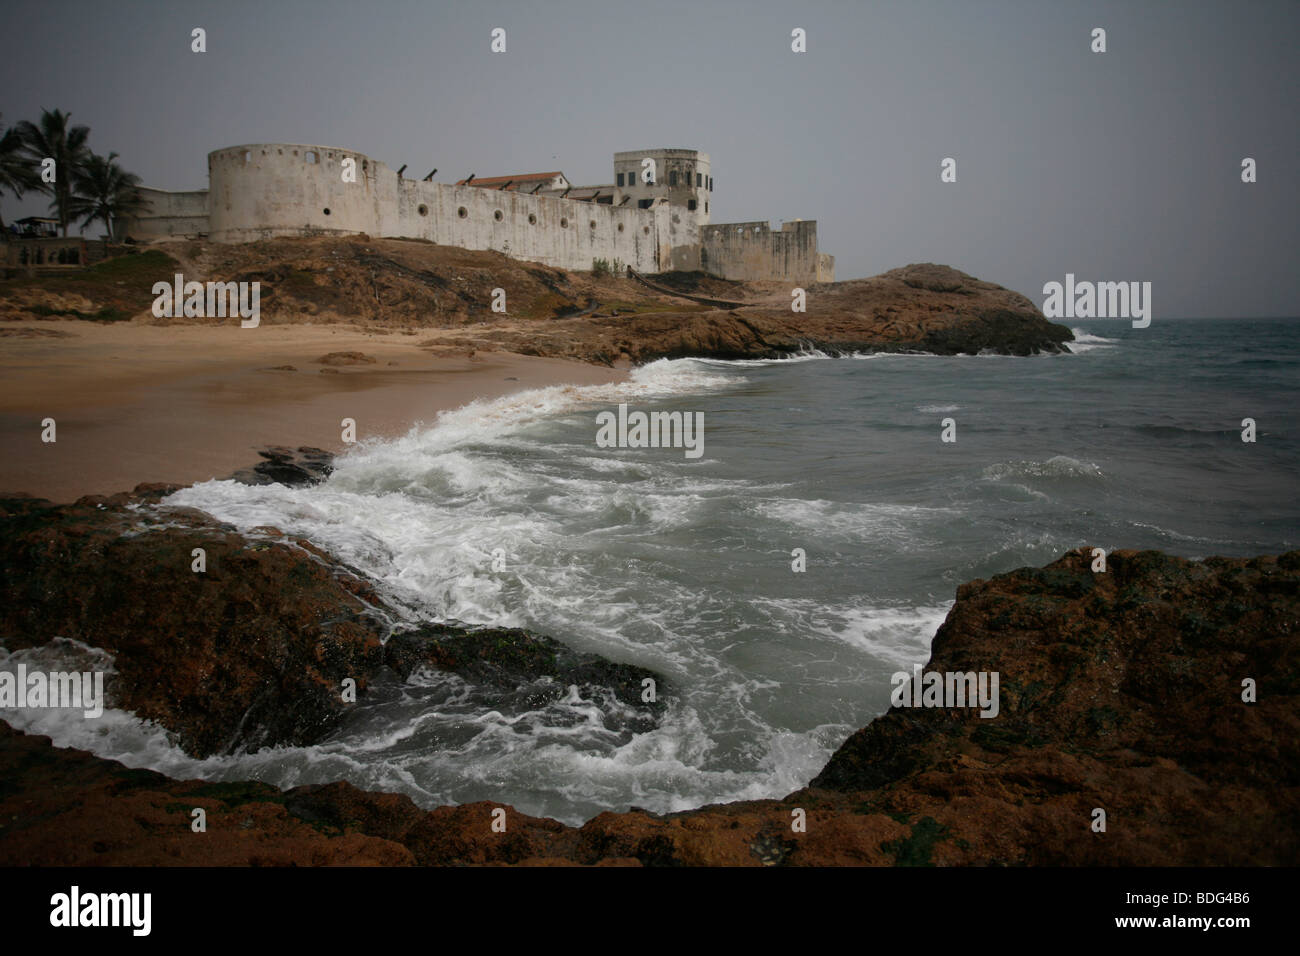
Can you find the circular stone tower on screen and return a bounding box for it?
[207,143,382,243]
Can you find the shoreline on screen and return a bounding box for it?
[0,287,1293,865]
[0,318,628,503]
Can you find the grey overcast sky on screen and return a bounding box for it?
[2,0,1295,317]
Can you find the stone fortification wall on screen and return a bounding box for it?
[205,143,671,273]
[129,187,210,240]
[125,143,831,282]
[700,219,833,284]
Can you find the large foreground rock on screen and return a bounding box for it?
[0,489,664,758]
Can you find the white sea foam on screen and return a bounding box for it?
[982,455,1104,481]
[73,352,1092,826]
[1128,520,1234,545]
[751,497,954,547]
[1065,328,1119,353]
[692,346,835,367]
[748,597,951,668]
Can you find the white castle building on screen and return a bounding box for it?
[123,144,834,284]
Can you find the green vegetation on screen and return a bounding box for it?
[67,150,146,241]
[0,114,38,236]
[1,108,145,240]
[971,720,1048,752]
[73,249,178,283]
[185,780,285,808]
[2,249,181,318]
[523,290,574,320]
[882,816,952,866]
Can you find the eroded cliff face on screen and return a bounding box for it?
[1,482,1294,867]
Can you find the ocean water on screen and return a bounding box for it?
[5,318,1297,825]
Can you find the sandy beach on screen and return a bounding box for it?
[0,319,626,503]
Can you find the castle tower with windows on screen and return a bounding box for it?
[613,149,710,271]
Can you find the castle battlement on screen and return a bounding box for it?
[124,144,833,283]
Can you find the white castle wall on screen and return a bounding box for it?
[701,219,834,284]
[206,143,672,273]
[130,187,209,239]
[209,145,381,242]
[126,142,832,282]
[387,179,669,274]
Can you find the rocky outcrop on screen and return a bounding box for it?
[3,239,1072,360]
[385,625,665,732]
[315,351,378,366]
[2,544,1296,865]
[432,263,1073,364]
[814,549,1300,794]
[224,445,334,487]
[807,548,1300,866]
[0,488,388,756]
[0,490,665,758]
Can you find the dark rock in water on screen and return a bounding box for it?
[385,623,666,731]
[0,488,668,757]
[802,547,1300,865]
[0,491,387,757]
[813,548,1300,796]
[227,445,334,487]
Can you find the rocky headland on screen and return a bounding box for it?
[1,238,1073,362]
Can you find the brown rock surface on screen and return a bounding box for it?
[0,487,664,759]
[2,238,1072,361]
[0,488,388,757]
[315,351,377,365]
[2,545,1295,865]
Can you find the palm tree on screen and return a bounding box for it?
[16,109,90,237]
[68,151,146,242]
[0,114,39,239]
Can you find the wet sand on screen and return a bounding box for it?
[0,320,626,502]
